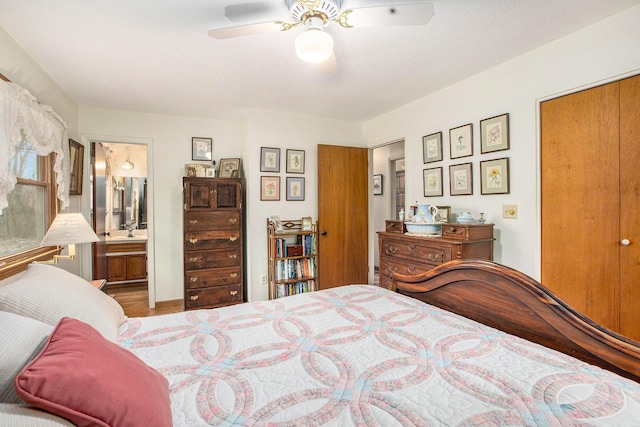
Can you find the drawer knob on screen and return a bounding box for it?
[229,218,238,224]
[230,290,238,296]
[230,273,238,278]
[190,277,198,282]
[229,254,237,259]
[621,239,631,246]
[189,257,198,262]
[386,245,398,255]
[189,219,198,224]
[229,236,237,241]
[427,253,440,262]
[190,295,199,301]
[189,238,198,244]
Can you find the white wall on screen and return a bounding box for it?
[363,6,640,279]
[78,106,242,301]
[242,110,362,301]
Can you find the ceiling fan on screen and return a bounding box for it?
[208,0,435,64]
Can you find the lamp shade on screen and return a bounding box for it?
[295,28,334,64]
[40,213,100,246]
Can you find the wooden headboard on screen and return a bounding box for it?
[393,259,640,383]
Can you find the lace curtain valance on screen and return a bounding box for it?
[0,78,70,213]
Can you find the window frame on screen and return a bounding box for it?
[0,153,60,280]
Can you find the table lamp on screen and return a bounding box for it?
[38,213,100,264]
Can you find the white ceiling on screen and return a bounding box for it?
[1,0,638,122]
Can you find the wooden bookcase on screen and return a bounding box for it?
[267,218,318,299]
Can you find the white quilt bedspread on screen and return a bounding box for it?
[118,285,640,426]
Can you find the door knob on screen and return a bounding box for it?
[321,230,327,236]
[621,239,631,246]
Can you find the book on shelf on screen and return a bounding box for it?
[275,280,316,298]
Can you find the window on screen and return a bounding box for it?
[0,140,58,278]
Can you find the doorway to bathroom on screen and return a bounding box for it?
[91,141,149,297]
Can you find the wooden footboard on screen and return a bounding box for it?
[393,259,640,383]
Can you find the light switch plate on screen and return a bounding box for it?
[260,274,267,284]
[503,204,518,219]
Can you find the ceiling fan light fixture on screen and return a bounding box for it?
[296,28,333,64]
[295,17,334,64]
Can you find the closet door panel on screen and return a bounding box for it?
[619,75,640,340]
[541,82,620,332]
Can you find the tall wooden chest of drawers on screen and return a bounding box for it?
[183,177,243,310]
[377,223,494,290]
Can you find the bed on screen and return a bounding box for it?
[1,261,640,426]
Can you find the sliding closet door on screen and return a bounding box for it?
[540,82,620,332]
[619,75,640,340]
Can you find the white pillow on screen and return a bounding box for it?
[0,312,53,403]
[0,404,74,426]
[0,264,126,341]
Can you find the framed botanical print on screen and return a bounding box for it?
[286,149,305,174]
[449,123,473,159]
[422,132,443,163]
[480,113,509,153]
[423,167,443,197]
[286,177,305,201]
[260,176,280,200]
[449,162,473,196]
[192,137,212,161]
[373,174,383,195]
[480,157,510,194]
[260,147,280,172]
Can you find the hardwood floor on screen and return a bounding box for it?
[108,288,183,318]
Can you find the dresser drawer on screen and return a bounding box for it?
[385,220,405,234]
[184,211,240,231]
[184,266,241,290]
[381,238,452,264]
[185,284,242,309]
[380,257,438,277]
[441,223,494,240]
[184,248,241,269]
[106,241,146,253]
[184,230,240,250]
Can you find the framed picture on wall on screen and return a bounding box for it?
[286,177,305,201]
[480,113,510,153]
[449,162,473,196]
[192,137,212,161]
[423,167,443,197]
[422,132,443,163]
[261,176,280,200]
[373,174,383,195]
[449,123,473,159]
[480,157,510,194]
[286,149,305,174]
[69,139,84,195]
[261,147,281,172]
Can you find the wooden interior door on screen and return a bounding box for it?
[619,75,640,340]
[317,144,368,289]
[540,82,620,332]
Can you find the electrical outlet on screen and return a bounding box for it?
[260,274,267,284]
[503,204,518,219]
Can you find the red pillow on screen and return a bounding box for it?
[15,317,172,427]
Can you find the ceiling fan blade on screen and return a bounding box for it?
[207,21,283,39]
[224,2,289,23]
[344,2,434,27]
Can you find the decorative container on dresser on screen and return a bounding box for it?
[183,177,243,310]
[378,222,494,290]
